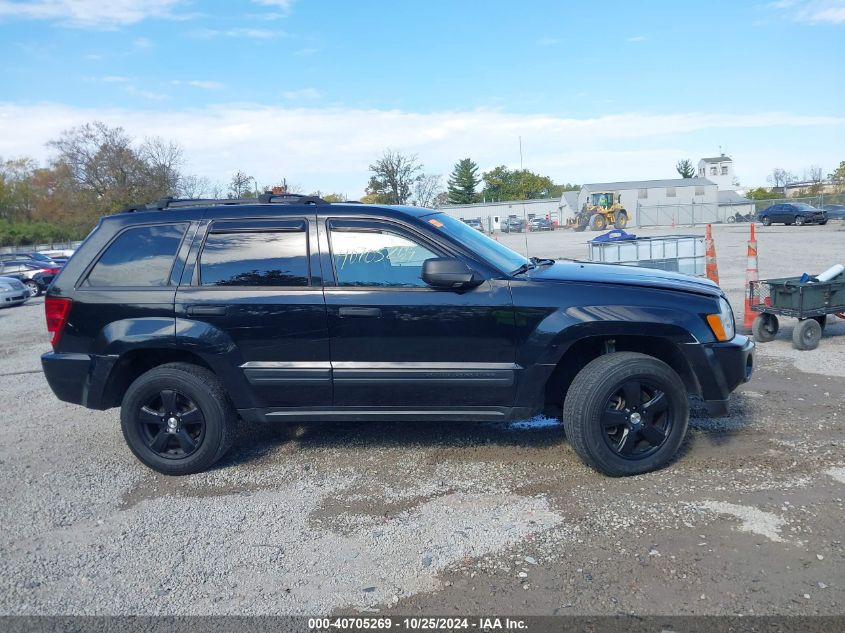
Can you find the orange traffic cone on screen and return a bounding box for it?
[705,224,719,285]
[742,223,759,332]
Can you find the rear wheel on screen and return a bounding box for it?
[562,352,689,476]
[614,211,628,229]
[795,216,805,226]
[792,318,821,351]
[121,363,236,475]
[762,216,772,226]
[752,313,779,342]
[589,213,607,231]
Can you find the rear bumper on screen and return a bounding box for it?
[41,352,118,410]
[686,335,755,417]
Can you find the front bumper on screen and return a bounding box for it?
[686,334,755,416]
[0,287,29,306]
[41,352,118,409]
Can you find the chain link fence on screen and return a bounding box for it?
[636,203,724,227]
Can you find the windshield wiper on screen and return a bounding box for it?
[510,262,537,276]
[530,257,556,266]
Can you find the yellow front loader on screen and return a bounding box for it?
[573,192,629,232]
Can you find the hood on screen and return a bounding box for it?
[527,260,721,296]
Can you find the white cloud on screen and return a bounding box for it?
[627,35,647,42]
[0,0,186,27]
[187,80,225,90]
[536,37,559,47]
[769,0,845,23]
[190,27,278,39]
[282,88,321,100]
[295,47,320,56]
[133,36,154,48]
[251,0,294,12]
[0,102,841,196]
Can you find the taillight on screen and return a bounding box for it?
[45,297,72,348]
[43,267,60,274]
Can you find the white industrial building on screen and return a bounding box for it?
[439,198,562,232]
[559,178,720,227]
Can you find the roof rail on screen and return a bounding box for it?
[120,193,329,213]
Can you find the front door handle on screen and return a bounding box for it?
[186,305,228,316]
[338,306,381,318]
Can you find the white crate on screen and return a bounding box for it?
[588,235,705,277]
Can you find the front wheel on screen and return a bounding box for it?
[614,211,628,229]
[589,213,607,231]
[762,216,772,226]
[752,313,779,342]
[792,318,821,351]
[121,363,236,475]
[562,352,689,476]
[24,280,39,297]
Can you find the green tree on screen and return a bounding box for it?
[446,158,480,204]
[745,187,781,201]
[676,159,695,178]
[828,160,845,190]
[480,166,560,201]
[365,149,422,204]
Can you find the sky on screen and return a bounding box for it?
[0,0,844,197]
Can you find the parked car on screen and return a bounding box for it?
[0,259,61,296]
[758,203,827,226]
[822,204,845,220]
[39,249,75,260]
[463,218,484,232]
[41,194,753,477]
[528,218,554,231]
[0,275,29,308]
[500,217,524,233]
[0,251,60,266]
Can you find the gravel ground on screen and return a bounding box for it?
[0,222,843,616]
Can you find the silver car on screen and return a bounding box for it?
[0,276,29,308]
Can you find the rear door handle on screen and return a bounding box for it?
[186,305,228,316]
[338,306,381,318]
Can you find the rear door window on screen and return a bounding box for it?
[199,229,310,287]
[86,224,188,287]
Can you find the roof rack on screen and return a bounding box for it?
[121,193,329,213]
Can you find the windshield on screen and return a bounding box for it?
[422,213,529,274]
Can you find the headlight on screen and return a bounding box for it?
[706,297,735,342]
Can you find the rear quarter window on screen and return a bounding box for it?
[86,224,188,287]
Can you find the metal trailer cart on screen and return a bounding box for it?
[749,276,845,350]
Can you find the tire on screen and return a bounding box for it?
[24,280,39,297]
[795,216,805,226]
[792,318,821,351]
[727,215,736,223]
[562,352,689,477]
[819,220,827,226]
[752,313,779,342]
[120,362,236,475]
[614,211,628,229]
[589,213,607,231]
[762,216,772,226]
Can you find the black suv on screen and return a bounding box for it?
[42,194,754,476]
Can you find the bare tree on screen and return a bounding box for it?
[228,171,255,198]
[767,167,796,193]
[806,165,824,194]
[177,174,213,198]
[139,137,183,196]
[366,149,422,204]
[412,173,443,209]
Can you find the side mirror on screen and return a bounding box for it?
[421,257,482,290]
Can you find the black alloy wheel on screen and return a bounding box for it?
[600,379,672,459]
[137,389,205,459]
